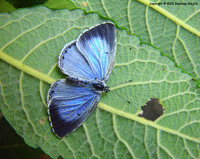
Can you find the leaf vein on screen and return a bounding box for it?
[82,123,100,159]
[113,114,136,158]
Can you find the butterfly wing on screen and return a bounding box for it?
[58,22,116,81]
[76,22,116,81]
[58,41,96,80]
[47,79,101,138]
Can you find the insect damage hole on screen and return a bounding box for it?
[138,98,164,121]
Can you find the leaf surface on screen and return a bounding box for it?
[0,6,200,159]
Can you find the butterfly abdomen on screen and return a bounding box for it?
[66,77,90,86]
[66,77,109,93]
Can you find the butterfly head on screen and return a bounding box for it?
[92,81,110,93]
[103,86,110,93]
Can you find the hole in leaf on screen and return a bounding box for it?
[38,117,46,125]
[138,98,164,121]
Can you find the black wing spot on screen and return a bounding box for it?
[50,90,54,94]
[62,54,65,59]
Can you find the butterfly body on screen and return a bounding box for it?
[47,22,116,138]
[66,77,110,93]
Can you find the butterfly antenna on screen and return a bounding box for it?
[109,79,132,104]
[110,80,133,104]
[110,80,132,87]
[110,91,131,104]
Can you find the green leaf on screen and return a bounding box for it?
[72,0,200,83]
[0,6,200,158]
[0,0,16,12]
[44,0,76,10]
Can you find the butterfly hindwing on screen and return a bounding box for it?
[47,79,101,138]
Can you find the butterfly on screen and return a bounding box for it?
[47,22,116,138]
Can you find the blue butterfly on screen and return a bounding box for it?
[47,22,116,138]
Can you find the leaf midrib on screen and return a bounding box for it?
[0,51,55,84]
[0,51,199,144]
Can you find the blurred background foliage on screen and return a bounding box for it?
[0,0,76,13]
[0,111,51,159]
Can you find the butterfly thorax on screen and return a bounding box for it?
[66,77,110,93]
